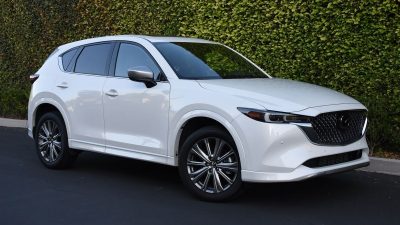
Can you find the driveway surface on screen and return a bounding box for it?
[0,126,399,225]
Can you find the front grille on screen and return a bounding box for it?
[303,150,363,168]
[300,110,367,145]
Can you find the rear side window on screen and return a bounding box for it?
[61,48,78,71]
[74,43,112,75]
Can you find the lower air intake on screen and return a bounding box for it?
[303,150,363,168]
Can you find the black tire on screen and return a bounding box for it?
[34,111,78,169]
[178,126,243,201]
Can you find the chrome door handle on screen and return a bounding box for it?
[105,89,118,97]
[57,82,68,88]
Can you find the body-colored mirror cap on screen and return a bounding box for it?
[128,66,156,88]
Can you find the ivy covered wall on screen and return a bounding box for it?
[0,0,399,150]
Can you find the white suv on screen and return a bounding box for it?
[28,35,369,201]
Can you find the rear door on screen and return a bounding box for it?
[57,42,114,152]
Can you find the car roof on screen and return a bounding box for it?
[58,35,215,51]
[136,35,214,43]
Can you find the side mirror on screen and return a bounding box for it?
[127,66,157,88]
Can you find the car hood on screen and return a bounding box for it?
[196,78,361,112]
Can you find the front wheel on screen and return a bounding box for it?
[178,126,242,201]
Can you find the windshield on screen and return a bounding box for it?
[154,42,268,80]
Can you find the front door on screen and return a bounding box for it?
[103,42,170,158]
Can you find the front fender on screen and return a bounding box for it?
[168,110,246,168]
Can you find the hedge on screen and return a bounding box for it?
[0,0,399,151]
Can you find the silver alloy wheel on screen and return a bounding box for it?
[37,120,62,163]
[187,137,239,193]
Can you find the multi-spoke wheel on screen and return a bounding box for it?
[37,120,62,163]
[179,126,242,201]
[35,112,78,169]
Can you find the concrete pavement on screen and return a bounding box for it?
[0,126,399,225]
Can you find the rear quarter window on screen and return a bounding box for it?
[61,48,78,71]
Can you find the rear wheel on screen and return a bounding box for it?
[179,126,242,201]
[35,112,77,169]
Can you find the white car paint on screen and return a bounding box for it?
[28,35,369,182]
[103,77,170,156]
[197,78,360,112]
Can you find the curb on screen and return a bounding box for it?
[0,117,399,176]
[358,157,400,176]
[0,118,27,128]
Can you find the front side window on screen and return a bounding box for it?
[114,43,161,79]
[154,42,267,80]
[74,43,113,75]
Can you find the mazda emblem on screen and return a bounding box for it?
[337,114,351,130]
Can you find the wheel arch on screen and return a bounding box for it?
[32,100,71,139]
[170,110,245,167]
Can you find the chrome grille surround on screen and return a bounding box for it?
[299,110,367,145]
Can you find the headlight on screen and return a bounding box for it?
[237,107,312,124]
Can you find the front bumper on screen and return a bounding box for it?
[231,113,370,182]
[242,158,369,183]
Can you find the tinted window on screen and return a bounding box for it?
[154,42,267,80]
[62,48,77,70]
[75,43,112,75]
[115,43,160,78]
